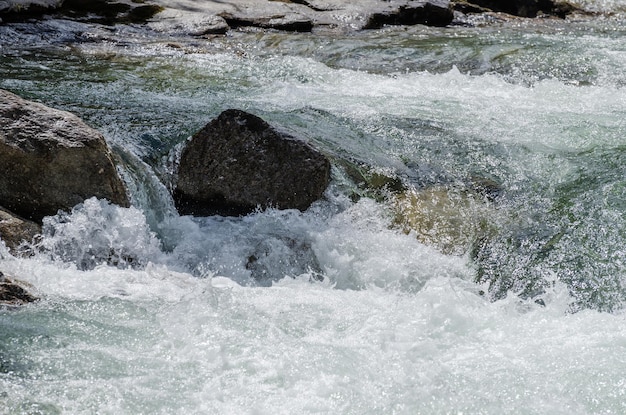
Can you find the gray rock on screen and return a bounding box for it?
[0,206,41,254]
[0,89,129,223]
[0,271,37,306]
[174,109,331,216]
[220,11,314,32]
[150,0,456,33]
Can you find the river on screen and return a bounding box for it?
[1,3,626,413]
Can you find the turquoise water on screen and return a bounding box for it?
[1,7,626,413]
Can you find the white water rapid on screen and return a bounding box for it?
[1,2,626,413]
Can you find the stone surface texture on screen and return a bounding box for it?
[175,109,331,216]
[0,89,129,223]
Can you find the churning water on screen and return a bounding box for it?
[1,4,626,413]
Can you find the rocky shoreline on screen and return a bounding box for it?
[0,0,587,32]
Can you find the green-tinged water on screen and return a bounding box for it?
[1,9,626,414]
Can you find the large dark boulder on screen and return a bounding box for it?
[174,109,331,216]
[0,89,129,223]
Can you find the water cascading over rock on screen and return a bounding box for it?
[174,109,331,216]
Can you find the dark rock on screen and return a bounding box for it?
[451,1,491,14]
[0,89,129,223]
[364,0,454,29]
[0,0,62,20]
[457,0,580,17]
[0,272,37,306]
[220,11,313,32]
[0,206,41,254]
[174,109,331,216]
[58,0,163,24]
[0,0,163,24]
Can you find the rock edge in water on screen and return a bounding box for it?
[174,109,331,217]
[0,89,129,223]
[0,207,41,254]
[0,271,37,306]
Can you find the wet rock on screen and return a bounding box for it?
[364,0,454,29]
[0,0,61,16]
[0,0,163,24]
[220,11,313,32]
[148,0,457,34]
[174,109,331,216]
[0,89,129,223]
[453,0,580,18]
[0,206,41,254]
[58,0,164,24]
[0,272,37,306]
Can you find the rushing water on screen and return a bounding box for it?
[1,5,626,414]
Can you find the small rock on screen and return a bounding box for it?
[0,272,37,306]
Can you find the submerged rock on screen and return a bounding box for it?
[392,186,495,255]
[174,109,331,216]
[0,271,37,306]
[0,206,41,254]
[0,89,129,223]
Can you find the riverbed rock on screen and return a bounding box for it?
[0,0,61,15]
[150,0,456,34]
[0,207,41,254]
[0,89,129,223]
[453,0,580,17]
[364,0,454,29]
[0,0,163,23]
[392,186,495,255]
[0,272,37,306]
[174,109,331,216]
